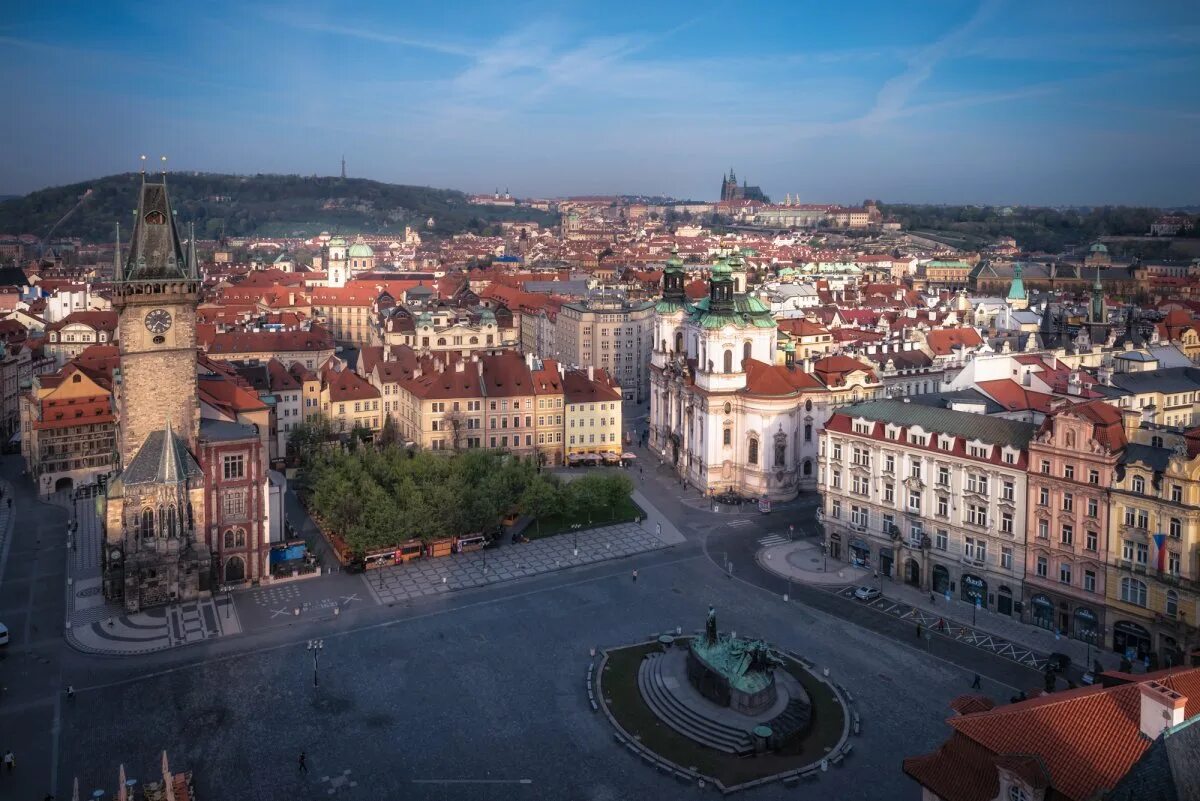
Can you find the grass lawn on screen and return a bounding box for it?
[600,641,846,788]
[526,495,643,540]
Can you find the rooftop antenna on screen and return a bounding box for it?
[140,154,147,183]
[341,154,346,179]
[161,155,168,183]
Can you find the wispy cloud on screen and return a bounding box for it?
[859,0,1003,125]
[259,10,474,58]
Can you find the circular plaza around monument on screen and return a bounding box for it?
[594,608,853,793]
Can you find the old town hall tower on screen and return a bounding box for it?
[102,172,210,611]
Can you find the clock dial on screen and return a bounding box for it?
[145,309,172,334]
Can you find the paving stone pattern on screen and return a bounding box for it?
[365,521,673,604]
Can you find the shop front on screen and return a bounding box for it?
[1113,620,1152,661]
[960,573,987,609]
[997,585,1014,617]
[931,563,950,595]
[827,531,842,560]
[1030,593,1054,630]
[880,547,894,579]
[849,538,870,569]
[1073,606,1100,644]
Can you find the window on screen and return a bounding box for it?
[908,490,921,513]
[1064,464,1075,480]
[967,504,987,527]
[1038,520,1049,540]
[1040,459,1051,474]
[1084,570,1096,592]
[1062,492,1073,513]
[935,529,948,551]
[910,457,921,479]
[1166,590,1179,618]
[831,470,841,489]
[1120,577,1147,606]
[832,443,842,461]
[852,475,869,496]
[804,424,812,442]
[1125,508,1149,530]
[1059,563,1072,584]
[1170,518,1182,539]
[1036,556,1048,577]
[723,428,731,446]
[1001,547,1012,570]
[221,491,246,518]
[909,522,924,548]
[1169,551,1181,575]
[1002,480,1014,501]
[1132,475,1145,494]
[1038,487,1049,506]
[884,454,895,473]
[1001,512,1013,534]
[936,496,948,517]
[937,466,950,487]
[1136,542,1148,564]
[222,454,245,481]
[965,537,986,562]
[1086,498,1098,518]
[851,505,869,528]
[1171,484,1183,504]
[967,473,989,496]
[748,438,759,465]
[1089,469,1100,486]
[1086,530,1098,551]
[883,483,895,503]
[1060,525,1073,546]
[831,500,842,519]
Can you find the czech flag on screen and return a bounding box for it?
[1153,533,1168,571]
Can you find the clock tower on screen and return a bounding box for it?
[113,175,201,467]
[103,173,210,612]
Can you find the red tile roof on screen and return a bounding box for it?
[926,327,984,356]
[323,366,381,403]
[976,379,1058,414]
[905,668,1200,801]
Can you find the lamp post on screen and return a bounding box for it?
[307,639,323,688]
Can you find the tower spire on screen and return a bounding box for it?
[188,222,198,278]
[113,222,121,282]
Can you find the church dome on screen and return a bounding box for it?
[328,236,346,248]
[710,258,732,277]
[348,240,374,258]
[1089,242,1108,253]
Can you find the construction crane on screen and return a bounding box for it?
[35,187,93,262]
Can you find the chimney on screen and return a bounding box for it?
[1139,681,1187,739]
[289,292,295,306]
[455,360,465,373]
[1067,372,1082,396]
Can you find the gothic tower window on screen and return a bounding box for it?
[141,507,155,539]
[223,529,235,549]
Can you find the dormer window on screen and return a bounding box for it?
[853,420,871,435]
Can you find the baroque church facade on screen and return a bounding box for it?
[102,176,211,612]
[649,251,883,501]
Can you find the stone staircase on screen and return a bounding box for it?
[637,652,754,755]
[768,696,811,743]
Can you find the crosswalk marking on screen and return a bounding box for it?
[758,534,789,546]
[726,519,754,528]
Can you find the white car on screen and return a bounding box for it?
[0,622,9,646]
[853,586,881,601]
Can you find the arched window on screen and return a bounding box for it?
[235,528,247,547]
[804,423,812,442]
[1166,589,1179,618]
[723,427,732,446]
[802,459,813,476]
[469,336,479,345]
[1151,435,1164,448]
[1132,475,1145,494]
[1120,577,1147,606]
[743,341,753,365]
[675,332,683,353]
[437,337,447,346]
[775,438,786,467]
[141,508,155,539]
[748,437,759,465]
[223,530,235,549]
[723,349,733,373]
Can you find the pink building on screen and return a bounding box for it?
[1024,400,1126,649]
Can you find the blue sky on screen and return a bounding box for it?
[3,1,1199,205]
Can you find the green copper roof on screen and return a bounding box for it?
[710,259,732,277]
[689,295,775,329]
[655,300,688,314]
[1090,242,1109,253]
[1007,263,1026,300]
[348,241,374,258]
[328,236,346,247]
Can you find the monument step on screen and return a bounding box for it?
[637,653,753,754]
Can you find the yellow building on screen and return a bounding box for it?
[1106,436,1200,667]
[563,366,623,456]
[320,366,382,433]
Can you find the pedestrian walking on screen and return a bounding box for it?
[937,618,945,632]
[66,685,74,700]
[971,673,982,689]
[656,522,662,537]
[929,591,935,604]
[916,623,923,639]
[3,750,14,773]
[298,751,307,774]
[632,570,638,583]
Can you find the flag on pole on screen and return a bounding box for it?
[1154,532,1168,571]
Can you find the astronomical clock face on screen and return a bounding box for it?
[144,309,173,334]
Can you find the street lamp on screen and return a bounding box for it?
[307,639,323,688]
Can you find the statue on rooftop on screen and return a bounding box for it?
[706,605,717,646]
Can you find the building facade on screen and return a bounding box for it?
[820,400,1035,617]
[555,297,654,402]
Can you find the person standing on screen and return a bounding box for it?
[971,674,982,689]
[298,751,307,775]
[3,750,14,773]
[916,623,923,639]
[632,570,638,583]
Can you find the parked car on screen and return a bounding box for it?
[0,622,9,646]
[853,586,881,601]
